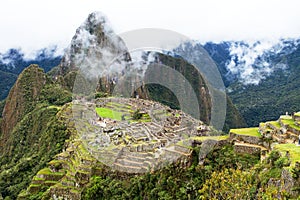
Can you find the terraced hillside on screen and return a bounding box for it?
[230,111,300,166]
[19,97,226,199]
[18,99,300,199]
[74,97,212,174]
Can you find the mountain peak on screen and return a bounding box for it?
[1,64,46,141]
[59,12,128,77]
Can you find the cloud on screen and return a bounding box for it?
[225,39,299,85]
[0,46,63,66]
[1,0,300,55]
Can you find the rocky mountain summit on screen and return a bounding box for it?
[59,12,129,77]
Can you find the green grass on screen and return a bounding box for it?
[268,121,281,129]
[95,107,152,122]
[230,127,261,137]
[44,180,58,185]
[37,168,52,175]
[259,122,266,127]
[281,118,300,131]
[95,107,124,121]
[273,143,300,167]
[37,168,65,176]
[33,176,45,181]
[280,115,292,120]
[294,112,300,117]
[191,135,229,141]
[106,101,131,109]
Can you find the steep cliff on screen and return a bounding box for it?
[1,64,46,143]
[0,65,72,199]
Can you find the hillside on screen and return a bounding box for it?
[203,40,300,126]
[0,64,72,199]
[14,100,300,199]
[0,48,61,100]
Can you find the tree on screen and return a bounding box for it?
[198,168,255,199]
[132,109,143,120]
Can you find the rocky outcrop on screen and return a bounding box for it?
[59,12,129,77]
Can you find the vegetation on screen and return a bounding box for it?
[82,145,259,200]
[0,65,72,199]
[230,127,261,137]
[0,105,69,199]
[269,121,281,128]
[281,118,300,131]
[96,105,151,122]
[96,107,124,121]
[0,49,61,100]
[82,144,300,199]
[274,144,300,167]
[131,109,143,120]
[145,53,246,132]
[227,47,300,127]
[204,41,300,127]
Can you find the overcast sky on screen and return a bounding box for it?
[1,0,300,53]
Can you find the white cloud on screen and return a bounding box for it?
[225,39,298,85]
[0,0,300,56]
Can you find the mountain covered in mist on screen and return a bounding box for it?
[175,39,300,126]
[1,35,300,127]
[0,47,62,100]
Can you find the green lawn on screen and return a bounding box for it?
[230,127,261,137]
[95,107,151,122]
[273,143,300,167]
[95,107,124,121]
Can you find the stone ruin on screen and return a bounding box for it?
[72,97,209,173]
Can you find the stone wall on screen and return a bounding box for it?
[229,132,261,145]
[234,144,261,154]
[287,126,300,135]
[50,187,81,200]
[174,145,191,154]
[293,115,300,122]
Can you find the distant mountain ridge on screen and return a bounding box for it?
[201,39,300,126]
[0,47,62,100]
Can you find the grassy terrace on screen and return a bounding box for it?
[268,121,281,129]
[95,107,151,122]
[294,112,300,117]
[96,107,124,121]
[37,168,65,176]
[177,135,229,147]
[106,101,132,109]
[281,118,300,131]
[230,127,261,137]
[274,143,300,167]
[280,115,293,120]
[191,135,229,141]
